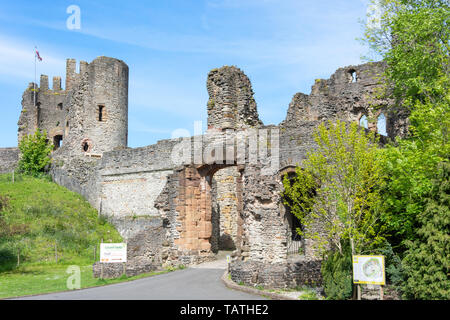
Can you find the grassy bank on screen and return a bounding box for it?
[0,173,154,298]
[0,173,122,270]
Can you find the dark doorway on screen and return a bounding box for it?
[281,169,310,256]
[210,167,240,253]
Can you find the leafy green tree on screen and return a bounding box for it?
[282,120,386,257]
[18,130,53,176]
[362,0,449,250]
[401,162,450,300]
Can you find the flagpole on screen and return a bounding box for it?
[34,46,36,107]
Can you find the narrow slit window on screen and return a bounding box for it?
[98,105,104,122]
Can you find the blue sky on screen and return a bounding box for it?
[0,0,378,148]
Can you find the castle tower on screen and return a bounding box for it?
[17,73,67,146]
[85,56,128,154]
[206,66,262,130]
[61,56,128,156]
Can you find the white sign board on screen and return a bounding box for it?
[100,243,127,263]
[352,255,385,285]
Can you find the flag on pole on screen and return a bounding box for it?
[35,47,42,61]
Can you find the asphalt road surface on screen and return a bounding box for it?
[15,257,265,300]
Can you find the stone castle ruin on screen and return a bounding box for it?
[0,56,408,288]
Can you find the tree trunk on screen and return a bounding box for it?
[350,238,361,300]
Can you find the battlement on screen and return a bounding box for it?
[65,58,89,91]
[35,74,63,93]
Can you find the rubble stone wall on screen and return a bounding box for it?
[0,148,19,174]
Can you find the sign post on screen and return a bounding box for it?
[100,243,127,278]
[100,243,127,263]
[352,255,385,300]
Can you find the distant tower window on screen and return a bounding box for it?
[349,69,357,83]
[359,115,368,129]
[53,135,63,150]
[98,105,105,122]
[377,113,387,136]
[58,103,63,110]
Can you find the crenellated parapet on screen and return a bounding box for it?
[65,58,88,91]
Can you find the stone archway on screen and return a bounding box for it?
[170,164,244,261]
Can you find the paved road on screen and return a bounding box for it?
[15,258,265,300]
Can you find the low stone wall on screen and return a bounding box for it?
[0,148,19,174]
[92,261,158,279]
[92,216,167,279]
[230,258,322,289]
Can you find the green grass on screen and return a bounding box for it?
[298,289,319,300]
[0,173,131,297]
[0,263,169,299]
[0,173,122,270]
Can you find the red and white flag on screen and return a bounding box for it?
[35,48,42,61]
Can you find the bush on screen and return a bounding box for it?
[377,241,404,290]
[321,244,353,300]
[401,162,450,300]
[18,130,53,176]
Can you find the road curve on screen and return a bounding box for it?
[14,259,265,300]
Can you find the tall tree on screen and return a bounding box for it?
[282,120,386,257]
[362,0,450,250]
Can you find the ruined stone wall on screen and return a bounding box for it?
[50,156,101,208]
[239,164,286,263]
[97,139,180,220]
[0,148,19,174]
[16,60,88,148]
[282,62,408,138]
[230,259,322,289]
[207,66,262,130]
[17,79,67,146]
